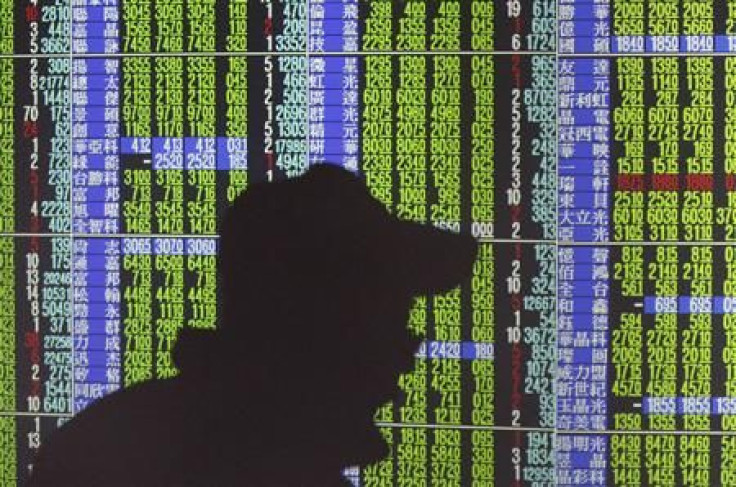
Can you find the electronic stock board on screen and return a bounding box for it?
[2,0,736,485]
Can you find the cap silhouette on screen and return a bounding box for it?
[30,164,478,486]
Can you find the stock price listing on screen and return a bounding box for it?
[1,0,736,486]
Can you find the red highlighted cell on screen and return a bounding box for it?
[685,174,713,191]
[651,174,679,191]
[616,173,644,191]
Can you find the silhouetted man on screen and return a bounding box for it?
[30,165,478,486]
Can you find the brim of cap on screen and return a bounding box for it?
[386,221,479,295]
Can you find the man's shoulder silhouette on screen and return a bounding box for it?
[32,369,354,486]
[31,378,207,486]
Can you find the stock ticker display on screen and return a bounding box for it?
[6,0,736,485]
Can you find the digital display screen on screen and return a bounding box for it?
[1,0,735,485]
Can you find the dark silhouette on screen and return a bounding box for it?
[30,164,478,486]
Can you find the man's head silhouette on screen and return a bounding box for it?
[174,164,478,479]
[30,164,478,487]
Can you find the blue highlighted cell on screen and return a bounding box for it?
[414,341,493,361]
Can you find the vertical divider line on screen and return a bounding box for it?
[306,0,311,171]
[69,0,75,419]
[553,0,560,481]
